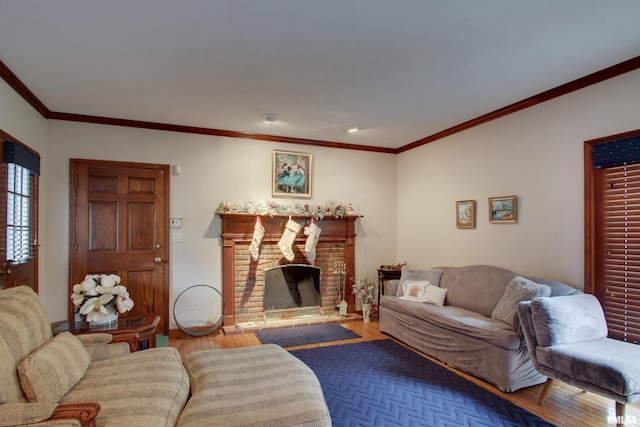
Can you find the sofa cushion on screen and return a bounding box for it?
[179,344,330,427]
[17,332,91,403]
[536,338,640,396]
[491,276,551,327]
[382,296,520,350]
[60,347,190,427]
[436,265,516,317]
[396,267,442,297]
[531,294,607,346]
[386,279,401,296]
[0,286,55,404]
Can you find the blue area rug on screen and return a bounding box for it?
[255,323,360,347]
[290,340,554,427]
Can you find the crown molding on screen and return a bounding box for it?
[3,56,640,155]
[47,111,396,153]
[396,55,640,153]
[0,59,50,117]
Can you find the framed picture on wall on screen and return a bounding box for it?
[456,200,475,229]
[489,195,517,223]
[272,150,313,198]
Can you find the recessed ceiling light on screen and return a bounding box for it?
[345,125,359,133]
[262,114,279,122]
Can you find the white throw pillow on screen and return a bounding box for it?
[423,284,447,306]
[395,268,443,297]
[399,280,430,301]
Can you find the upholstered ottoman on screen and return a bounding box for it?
[178,344,331,427]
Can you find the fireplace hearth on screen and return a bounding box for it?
[218,213,359,328]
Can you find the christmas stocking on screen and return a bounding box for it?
[249,216,265,261]
[278,219,302,261]
[304,220,322,263]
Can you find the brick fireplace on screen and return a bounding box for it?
[218,213,358,327]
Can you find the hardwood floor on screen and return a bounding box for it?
[169,320,639,426]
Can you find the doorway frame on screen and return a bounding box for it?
[69,159,171,333]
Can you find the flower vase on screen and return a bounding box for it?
[362,303,372,322]
[88,304,119,326]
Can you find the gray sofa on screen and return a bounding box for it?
[379,264,581,392]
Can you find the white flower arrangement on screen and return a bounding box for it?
[71,274,134,322]
[352,278,378,305]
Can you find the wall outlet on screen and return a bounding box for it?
[187,299,195,310]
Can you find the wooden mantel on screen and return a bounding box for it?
[217,212,359,327]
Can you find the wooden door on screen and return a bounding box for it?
[0,130,39,292]
[70,160,170,334]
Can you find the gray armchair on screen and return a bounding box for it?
[518,294,640,427]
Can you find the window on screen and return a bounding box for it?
[6,163,36,263]
[0,135,40,291]
[585,132,640,344]
[599,163,640,343]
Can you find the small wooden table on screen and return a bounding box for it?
[52,316,160,352]
[378,266,403,305]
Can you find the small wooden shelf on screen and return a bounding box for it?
[378,267,403,304]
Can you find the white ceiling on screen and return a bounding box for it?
[1,1,640,150]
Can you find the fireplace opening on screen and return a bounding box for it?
[263,264,322,321]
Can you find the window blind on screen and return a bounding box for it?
[6,163,37,263]
[602,162,640,343]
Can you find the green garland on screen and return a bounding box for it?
[217,200,360,220]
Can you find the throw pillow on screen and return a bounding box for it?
[423,284,448,306]
[491,276,551,327]
[399,280,430,301]
[396,267,443,297]
[17,332,91,403]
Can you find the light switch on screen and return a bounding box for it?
[170,218,183,228]
[171,232,183,243]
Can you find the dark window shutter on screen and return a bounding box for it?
[601,162,640,343]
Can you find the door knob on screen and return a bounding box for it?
[154,257,163,264]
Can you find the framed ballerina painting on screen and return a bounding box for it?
[272,150,313,198]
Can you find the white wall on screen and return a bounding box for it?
[4,66,640,321]
[396,68,640,289]
[44,121,397,323]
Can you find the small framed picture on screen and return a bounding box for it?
[456,200,475,229]
[489,195,517,223]
[272,150,313,198]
